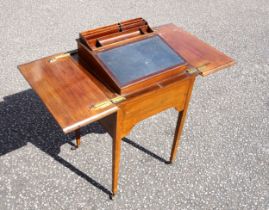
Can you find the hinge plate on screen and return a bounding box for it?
[187,67,199,74]
[197,62,210,73]
[91,95,126,110]
[49,53,70,63]
[111,95,126,104]
[92,100,113,109]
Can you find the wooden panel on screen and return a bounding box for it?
[80,17,153,51]
[119,74,193,136]
[157,24,235,76]
[18,53,117,134]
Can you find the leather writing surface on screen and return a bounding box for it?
[97,36,185,86]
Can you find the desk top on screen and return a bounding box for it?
[18,23,234,134]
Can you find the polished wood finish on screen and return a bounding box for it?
[80,17,153,50]
[112,111,123,196]
[18,53,118,134]
[97,29,142,47]
[118,73,194,137]
[157,24,235,76]
[18,20,235,198]
[98,72,196,195]
[169,76,195,163]
[78,19,189,95]
[78,37,188,95]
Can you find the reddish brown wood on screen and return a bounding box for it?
[78,19,179,95]
[169,76,195,163]
[120,17,148,31]
[18,53,118,134]
[78,35,188,95]
[97,29,142,47]
[157,24,235,76]
[18,21,235,198]
[98,72,196,197]
[111,110,123,196]
[80,17,153,50]
[118,73,194,137]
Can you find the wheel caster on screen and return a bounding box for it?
[71,145,78,150]
[109,193,116,200]
[166,160,173,164]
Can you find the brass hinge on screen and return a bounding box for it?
[92,100,113,109]
[110,95,126,103]
[187,67,199,74]
[91,95,126,110]
[187,63,210,75]
[197,63,209,73]
[49,53,70,63]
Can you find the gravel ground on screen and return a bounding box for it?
[0,0,269,209]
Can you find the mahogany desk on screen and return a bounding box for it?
[18,23,234,198]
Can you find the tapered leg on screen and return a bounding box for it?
[112,135,121,197]
[75,128,81,148]
[169,77,195,163]
[71,129,81,150]
[110,110,123,198]
[169,111,185,163]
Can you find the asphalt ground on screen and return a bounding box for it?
[0,0,268,209]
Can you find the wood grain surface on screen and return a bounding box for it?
[18,53,118,134]
[157,24,235,76]
[18,23,234,135]
[18,22,235,197]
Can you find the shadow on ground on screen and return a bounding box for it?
[0,89,168,197]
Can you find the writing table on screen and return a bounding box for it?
[18,18,235,198]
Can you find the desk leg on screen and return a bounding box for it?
[169,111,185,163]
[75,129,81,148]
[71,129,81,150]
[112,135,121,197]
[169,77,195,163]
[111,111,123,197]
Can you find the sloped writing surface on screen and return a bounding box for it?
[97,36,185,86]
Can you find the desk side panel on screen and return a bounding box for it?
[18,54,117,133]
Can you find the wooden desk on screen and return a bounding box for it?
[18,23,234,198]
